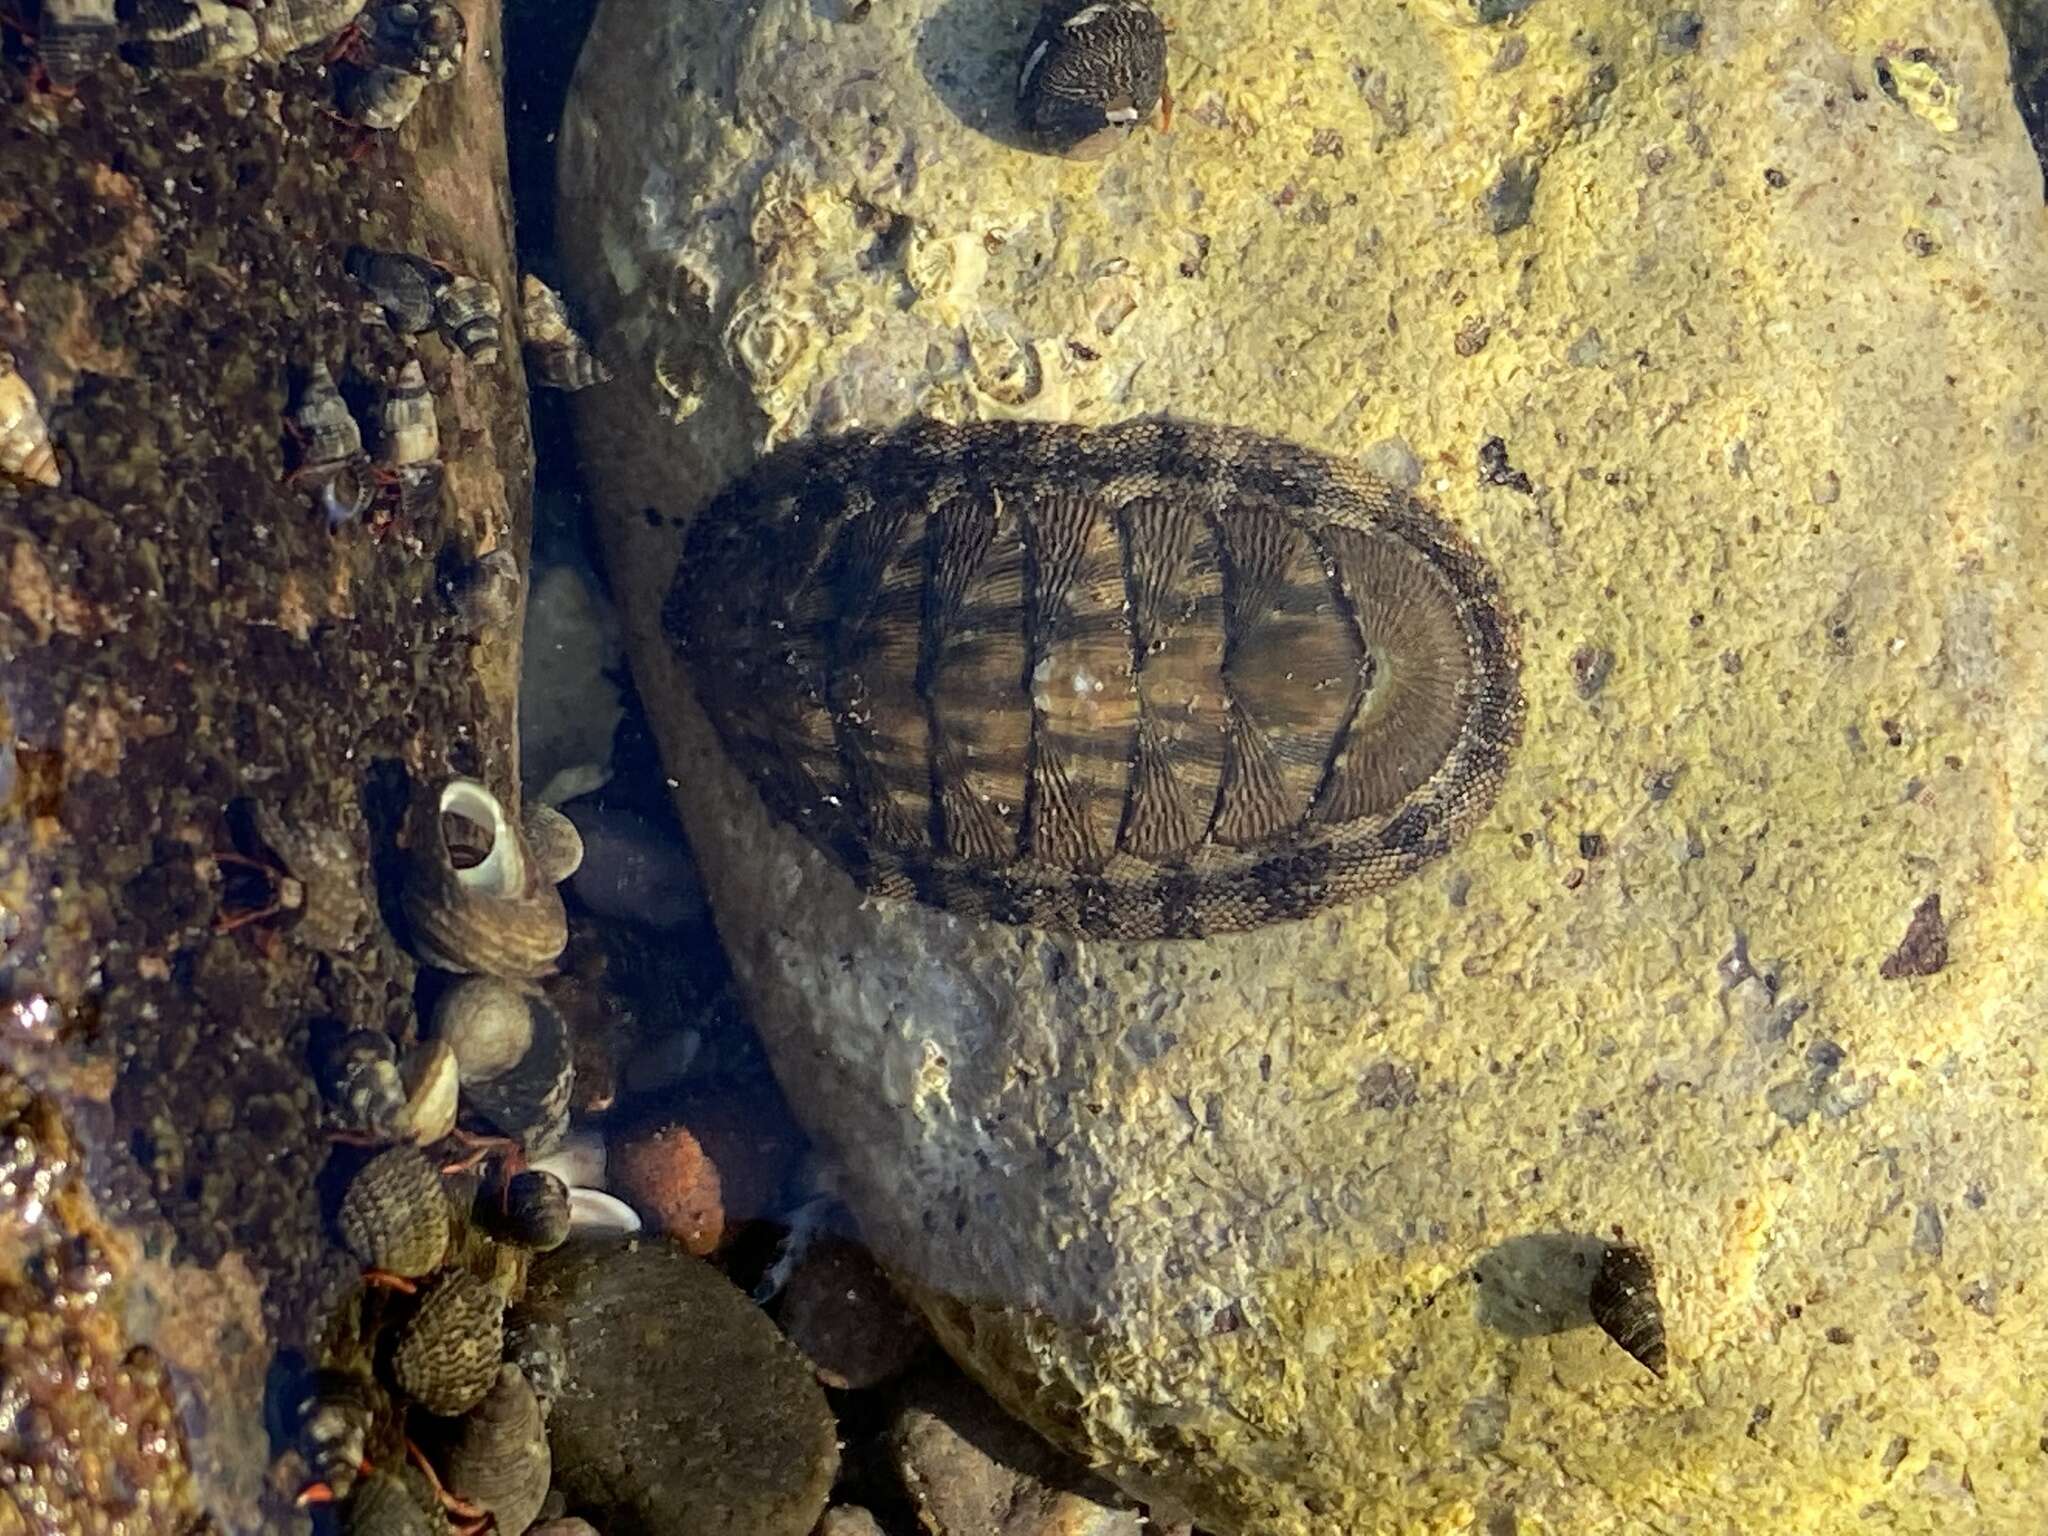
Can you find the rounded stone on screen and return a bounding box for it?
[520,1238,839,1536]
[559,0,2048,1530]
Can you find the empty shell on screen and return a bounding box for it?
[0,352,59,488]
[401,779,569,978]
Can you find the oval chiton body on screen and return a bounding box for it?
[666,417,1523,941]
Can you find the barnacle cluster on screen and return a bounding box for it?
[0,1075,199,1535]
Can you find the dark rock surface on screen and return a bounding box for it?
[521,1236,840,1536]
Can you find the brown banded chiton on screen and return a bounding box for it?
[667,417,1523,941]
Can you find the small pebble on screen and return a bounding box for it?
[776,1237,929,1390]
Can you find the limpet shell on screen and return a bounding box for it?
[391,1270,504,1416]
[442,1364,550,1535]
[401,778,569,978]
[338,1145,450,1277]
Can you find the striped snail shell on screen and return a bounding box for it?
[373,359,438,469]
[250,0,365,57]
[390,1270,504,1416]
[401,778,569,978]
[1016,0,1168,160]
[121,0,259,70]
[345,248,445,335]
[295,1367,381,1501]
[337,1145,450,1278]
[441,1364,550,1535]
[520,274,612,392]
[434,276,503,366]
[1589,1241,1667,1378]
[39,0,119,88]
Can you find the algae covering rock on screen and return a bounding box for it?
[520,1237,839,1536]
[558,0,2048,1529]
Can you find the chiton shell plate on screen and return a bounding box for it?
[666,417,1523,940]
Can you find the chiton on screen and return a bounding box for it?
[666,418,1523,940]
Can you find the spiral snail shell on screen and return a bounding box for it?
[390,1270,504,1416]
[337,1145,450,1278]
[317,1028,405,1138]
[521,803,584,885]
[435,276,503,366]
[401,778,569,978]
[441,1364,550,1535]
[340,1468,439,1536]
[1016,0,1168,160]
[344,64,427,130]
[431,976,574,1158]
[295,1367,380,1501]
[250,0,366,57]
[1589,1241,1667,1378]
[481,1168,572,1253]
[520,274,612,392]
[0,351,59,489]
[38,0,119,88]
[345,248,445,336]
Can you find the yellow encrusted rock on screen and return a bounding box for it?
[559,0,2048,1529]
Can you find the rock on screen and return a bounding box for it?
[560,0,2048,1531]
[519,562,626,807]
[776,1236,930,1390]
[521,1238,839,1536]
[815,1506,886,1536]
[563,803,707,929]
[890,1369,1139,1536]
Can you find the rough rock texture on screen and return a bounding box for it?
[891,1368,1143,1536]
[0,4,532,1529]
[521,1237,840,1536]
[559,0,2048,1530]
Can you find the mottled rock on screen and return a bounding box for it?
[561,0,2048,1531]
[520,562,626,806]
[891,1369,1140,1536]
[815,1506,885,1536]
[522,1238,839,1536]
[776,1236,930,1390]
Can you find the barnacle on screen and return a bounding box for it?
[401,779,569,978]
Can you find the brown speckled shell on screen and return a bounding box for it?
[401,778,568,977]
[1589,1242,1667,1378]
[443,1364,550,1535]
[391,1271,504,1416]
[338,1146,450,1278]
[669,418,1523,940]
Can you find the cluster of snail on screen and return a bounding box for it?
[300,777,616,1533]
